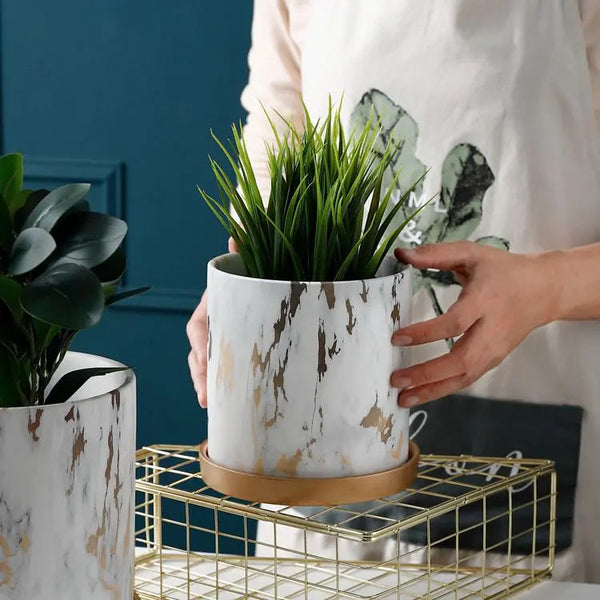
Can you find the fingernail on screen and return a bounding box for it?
[395,247,414,259]
[392,335,412,346]
[400,395,420,408]
[393,377,411,389]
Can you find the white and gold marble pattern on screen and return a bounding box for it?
[207,254,412,479]
[0,352,136,600]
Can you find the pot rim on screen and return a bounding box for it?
[0,351,134,411]
[208,253,410,286]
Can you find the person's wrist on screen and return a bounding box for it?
[529,249,569,324]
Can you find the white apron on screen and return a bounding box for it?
[257,0,600,582]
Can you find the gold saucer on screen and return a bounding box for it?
[199,440,420,506]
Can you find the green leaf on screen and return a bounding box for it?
[0,193,13,254]
[0,274,23,320]
[9,227,57,276]
[52,212,127,268]
[33,320,61,351]
[103,285,117,298]
[23,183,91,231]
[105,286,150,307]
[364,196,433,277]
[0,301,28,359]
[21,262,104,329]
[9,188,33,216]
[0,339,25,407]
[91,245,126,286]
[63,198,90,217]
[204,98,420,281]
[43,329,75,378]
[14,189,50,231]
[0,153,23,213]
[44,366,129,405]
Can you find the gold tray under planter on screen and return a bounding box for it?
[199,439,420,506]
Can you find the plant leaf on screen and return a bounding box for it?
[0,193,13,254]
[0,274,23,319]
[105,286,150,306]
[63,198,90,217]
[0,339,26,407]
[44,366,129,405]
[205,97,421,281]
[9,188,33,216]
[42,329,75,380]
[14,189,50,231]
[33,320,61,352]
[91,245,126,286]
[9,227,57,276]
[21,262,104,329]
[0,153,23,213]
[364,197,434,277]
[23,183,91,231]
[52,212,127,268]
[0,300,29,359]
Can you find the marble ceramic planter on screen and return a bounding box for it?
[207,254,412,479]
[0,352,136,600]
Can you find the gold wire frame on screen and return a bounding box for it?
[134,444,556,599]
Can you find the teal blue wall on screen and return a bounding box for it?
[1,0,253,447]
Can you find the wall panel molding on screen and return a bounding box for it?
[23,156,200,314]
[24,156,124,217]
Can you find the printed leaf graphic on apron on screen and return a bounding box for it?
[350,88,428,205]
[418,143,507,291]
[350,89,509,328]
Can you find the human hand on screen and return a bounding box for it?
[390,242,561,408]
[187,237,238,408]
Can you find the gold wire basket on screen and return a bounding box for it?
[134,445,556,599]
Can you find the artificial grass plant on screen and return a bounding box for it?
[199,102,427,281]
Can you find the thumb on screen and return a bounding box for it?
[228,237,239,253]
[395,242,477,270]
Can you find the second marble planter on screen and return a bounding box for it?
[0,352,136,600]
[207,254,412,479]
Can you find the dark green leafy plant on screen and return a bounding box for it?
[199,102,429,281]
[0,153,148,407]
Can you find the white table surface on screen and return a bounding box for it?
[516,581,600,599]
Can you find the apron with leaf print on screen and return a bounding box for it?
[269,0,600,582]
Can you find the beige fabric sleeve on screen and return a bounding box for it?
[239,0,305,203]
[579,0,600,132]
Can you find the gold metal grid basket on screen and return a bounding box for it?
[134,445,556,599]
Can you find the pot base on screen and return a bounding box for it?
[199,440,420,506]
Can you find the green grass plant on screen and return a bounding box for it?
[200,102,426,281]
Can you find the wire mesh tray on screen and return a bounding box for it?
[134,444,556,599]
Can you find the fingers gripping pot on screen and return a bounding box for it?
[205,253,415,504]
